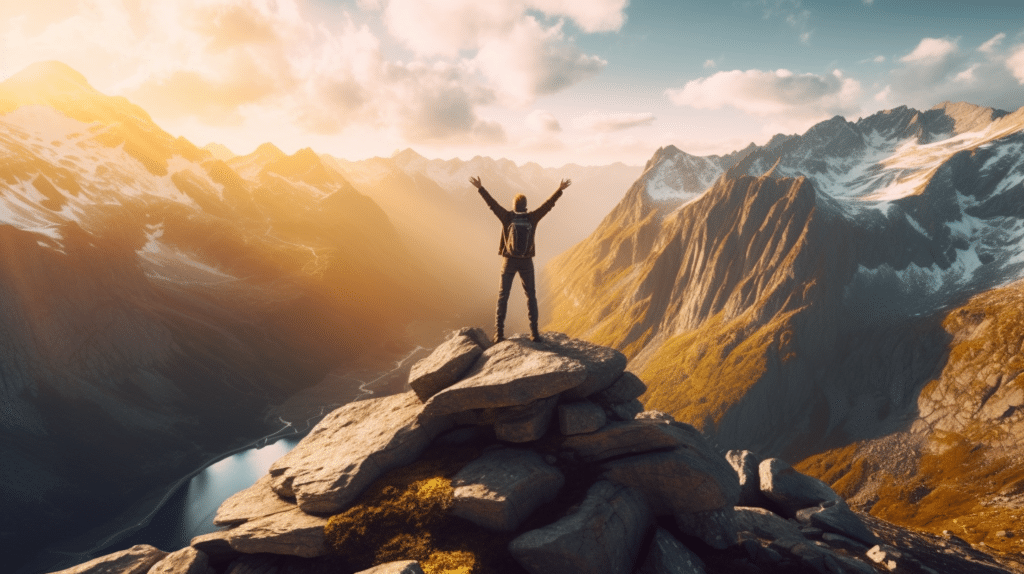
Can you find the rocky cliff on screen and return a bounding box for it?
[51,331,1022,574]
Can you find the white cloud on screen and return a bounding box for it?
[473,17,605,104]
[574,112,655,132]
[874,55,885,63]
[874,85,892,103]
[900,37,958,63]
[1006,46,1024,84]
[704,59,716,69]
[527,110,562,132]
[979,33,1006,54]
[666,68,862,120]
[754,0,813,44]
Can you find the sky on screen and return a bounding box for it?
[1,0,1022,167]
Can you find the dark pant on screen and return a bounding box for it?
[496,256,538,335]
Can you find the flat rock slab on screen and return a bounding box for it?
[602,426,740,515]
[759,458,841,517]
[538,332,627,400]
[494,396,559,443]
[50,544,168,574]
[637,528,707,574]
[215,474,296,526]
[149,547,211,574]
[562,418,694,462]
[607,399,644,421]
[193,506,328,558]
[733,506,805,541]
[421,339,587,417]
[409,332,485,401]
[558,400,607,435]
[509,480,651,574]
[795,500,879,546]
[268,391,452,514]
[592,372,647,405]
[452,448,565,531]
[356,561,426,574]
[675,508,738,550]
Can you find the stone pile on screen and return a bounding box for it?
[51,330,1015,574]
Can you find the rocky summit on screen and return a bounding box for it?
[53,331,1020,574]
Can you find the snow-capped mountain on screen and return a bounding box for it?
[546,101,1024,465]
[0,61,449,567]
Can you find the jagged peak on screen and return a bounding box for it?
[252,142,286,160]
[391,148,426,164]
[1,61,96,94]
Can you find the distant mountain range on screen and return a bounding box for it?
[545,99,1024,547]
[0,60,641,569]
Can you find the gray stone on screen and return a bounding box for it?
[726,450,769,508]
[222,554,278,574]
[637,528,707,574]
[592,372,647,405]
[759,458,841,516]
[509,481,651,574]
[795,499,879,546]
[558,400,607,435]
[422,338,587,416]
[832,555,878,574]
[192,506,328,558]
[607,399,645,421]
[494,395,559,442]
[267,391,452,514]
[455,326,492,349]
[149,547,211,574]
[563,418,698,462]
[408,333,485,401]
[451,448,565,531]
[768,537,842,574]
[675,508,738,549]
[602,447,740,515]
[215,474,296,526]
[48,545,167,574]
[821,532,868,552]
[355,561,426,574]
[732,506,805,541]
[540,332,628,400]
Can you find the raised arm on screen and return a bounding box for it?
[470,176,508,220]
[531,178,571,221]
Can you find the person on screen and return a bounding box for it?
[470,175,571,343]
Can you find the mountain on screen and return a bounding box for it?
[545,102,1024,543]
[0,62,451,568]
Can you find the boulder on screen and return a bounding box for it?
[821,532,869,552]
[558,400,607,436]
[562,418,697,462]
[726,450,769,508]
[607,399,644,421]
[494,396,559,442]
[193,505,328,558]
[675,508,738,550]
[49,545,168,574]
[758,458,841,516]
[268,391,452,514]
[795,500,879,546]
[214,474,296,526]
[408,332,485,401]
[602,446,740,515]
[421,338,587,417]
[539,332,627,400]
[732,506,805,542]
[866,544,904,570]
[451,448,565,531]
[591,372,647,405]
[221,554,277,574]
[356,561,426,574]
[455,326,492,349]
[637,528,707,574]
[509,481,651,574]
[149,547,212,574]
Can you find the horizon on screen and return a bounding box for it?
[2,1,1023,167]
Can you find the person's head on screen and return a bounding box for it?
[513,194,527,212]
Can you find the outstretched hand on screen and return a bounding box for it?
[469,176,483,189]
[557,178,572,192]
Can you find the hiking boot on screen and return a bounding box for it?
[493,332,505,343]
[530,331,543,343]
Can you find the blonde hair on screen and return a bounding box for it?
[513,194,527,211]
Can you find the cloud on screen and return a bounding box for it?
[704,59,716,69]
[574,111,655,132]
[754,0,813,44]
[666,68,862,120]
[473,17,605,104]
[979,33,1006,54]
[883,36,1024,110]
[527,110,562,132]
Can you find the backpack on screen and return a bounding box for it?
[504,212,534,258]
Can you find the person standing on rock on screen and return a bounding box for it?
[470,175,570,343]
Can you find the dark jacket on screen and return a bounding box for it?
[477,186,563,258]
